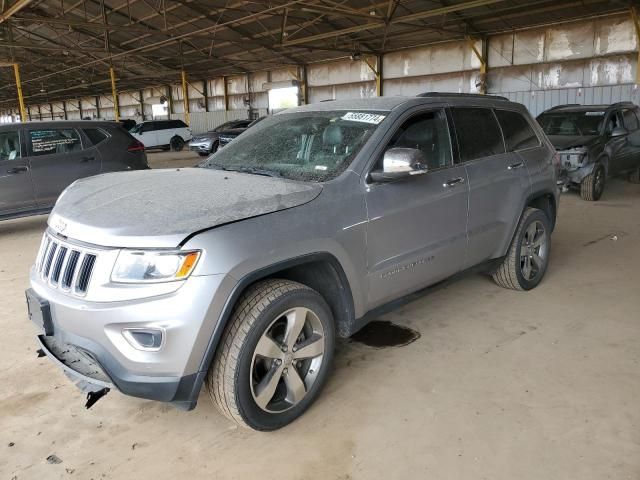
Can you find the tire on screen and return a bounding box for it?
[210,141,219,154]
[629,166,640,184]
[198,152,208,157]
[206,279,335,431]
[170,136,185,151]
[580,163,605,201]
[492,207,551,291]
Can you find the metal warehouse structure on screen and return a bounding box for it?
[1,0,640,132]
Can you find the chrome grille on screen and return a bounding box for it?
[36,233,97,296]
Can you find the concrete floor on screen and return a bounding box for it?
[1,154,639,479]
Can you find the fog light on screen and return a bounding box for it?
[123,328,164,351]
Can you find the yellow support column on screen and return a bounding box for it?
[13,63,27,121]
[181,70,190,126]
[363,56,383,97]
[109,67,120,121]
[466,36,487,94]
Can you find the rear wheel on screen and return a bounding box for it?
[492,208,551,291]
[170,136,185,151]
[580,163,605,201]
[207,279,335,431]
[629,166,640,184]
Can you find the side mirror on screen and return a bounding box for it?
[369,148,427,183]
[610,127,628,137]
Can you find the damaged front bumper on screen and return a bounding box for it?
[37,334,113,408]
[557,148,595,187]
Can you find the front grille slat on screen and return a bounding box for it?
[76,254,96,294]
[43,243,58,278]
[36,233,99,297]
[62,250,80,289]
[51,247,68,284]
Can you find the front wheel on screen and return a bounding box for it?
[170,136,185,151]
[207,279,335,431]
[580,163,605,201]
[492,207,551,291]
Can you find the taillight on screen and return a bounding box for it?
[128,139,145,152]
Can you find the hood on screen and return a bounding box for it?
[49,168,322,248]
[218,127,247,136]
[192,132,219,141]
[547,135,600,150]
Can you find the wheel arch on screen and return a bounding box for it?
[181,253,356,410]
[526,191,557,232]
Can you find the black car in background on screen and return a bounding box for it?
[188,119,253,156]
[217,116,266,148]
[537,102,640,201]
[0,121,148,221]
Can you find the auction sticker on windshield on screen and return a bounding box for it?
[585,111,605,116]
[341,112,386,124]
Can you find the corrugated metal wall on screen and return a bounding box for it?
[498,84,640,117]
[2,13,639,124]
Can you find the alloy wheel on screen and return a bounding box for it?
[520,220,548,281]
[250,307,325,413]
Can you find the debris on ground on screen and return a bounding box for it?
[46,454,62,464]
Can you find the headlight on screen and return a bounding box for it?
[111,250,201,284]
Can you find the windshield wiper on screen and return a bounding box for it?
[222,166,281,178]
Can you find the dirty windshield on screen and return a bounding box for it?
[201,110,386,181]
[537,111,604,136]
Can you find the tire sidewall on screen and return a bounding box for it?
[171,136,184,151]
[592,164,605,201]
[234,289,335,431]
[514,210,551,290]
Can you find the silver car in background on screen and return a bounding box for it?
[26,94,559,431]
[188,119,252,156]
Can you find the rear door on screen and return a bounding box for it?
[26,127,101,208]
[0,127,37,216]
[450,107,530,269]
[365,108,469,308]
[137,122,159,147]
[604,110,627,175]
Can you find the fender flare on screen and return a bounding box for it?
[174,252,355,410]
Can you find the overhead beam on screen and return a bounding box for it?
[281,0,508,47]
[0,0,33,23]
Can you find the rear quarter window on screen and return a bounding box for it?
[451,107,505,162]
[83,128,109,146]
[494,109,540,151]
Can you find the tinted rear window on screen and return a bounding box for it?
[84,128,109,146]
[452,108,505,161]
[495,110,540,151]
[622,109,639,131]
[169,120,187,129]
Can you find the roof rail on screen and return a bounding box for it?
[417,92,509,101]
[546,104,581,111]
[610,101,635,109]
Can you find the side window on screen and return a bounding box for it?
[622,109,639,131]
[0,130,21,160]
[377,110,452,171]
[83,128,108,146]
[451,108,505,161]
[29,129,81,156]
[171,120,187,129]
[606,111,623,134]
[495,109,540,151]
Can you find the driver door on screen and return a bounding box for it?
[364,109,469,308]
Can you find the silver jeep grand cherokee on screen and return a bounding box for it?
[27,94,559,431]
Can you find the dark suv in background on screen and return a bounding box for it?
[0,121,148,220]
[537,102,640,201]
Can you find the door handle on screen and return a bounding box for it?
[7,166,29,174]
[81,156,95,163]
[508,161,525,170]
[443,177,465,187]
